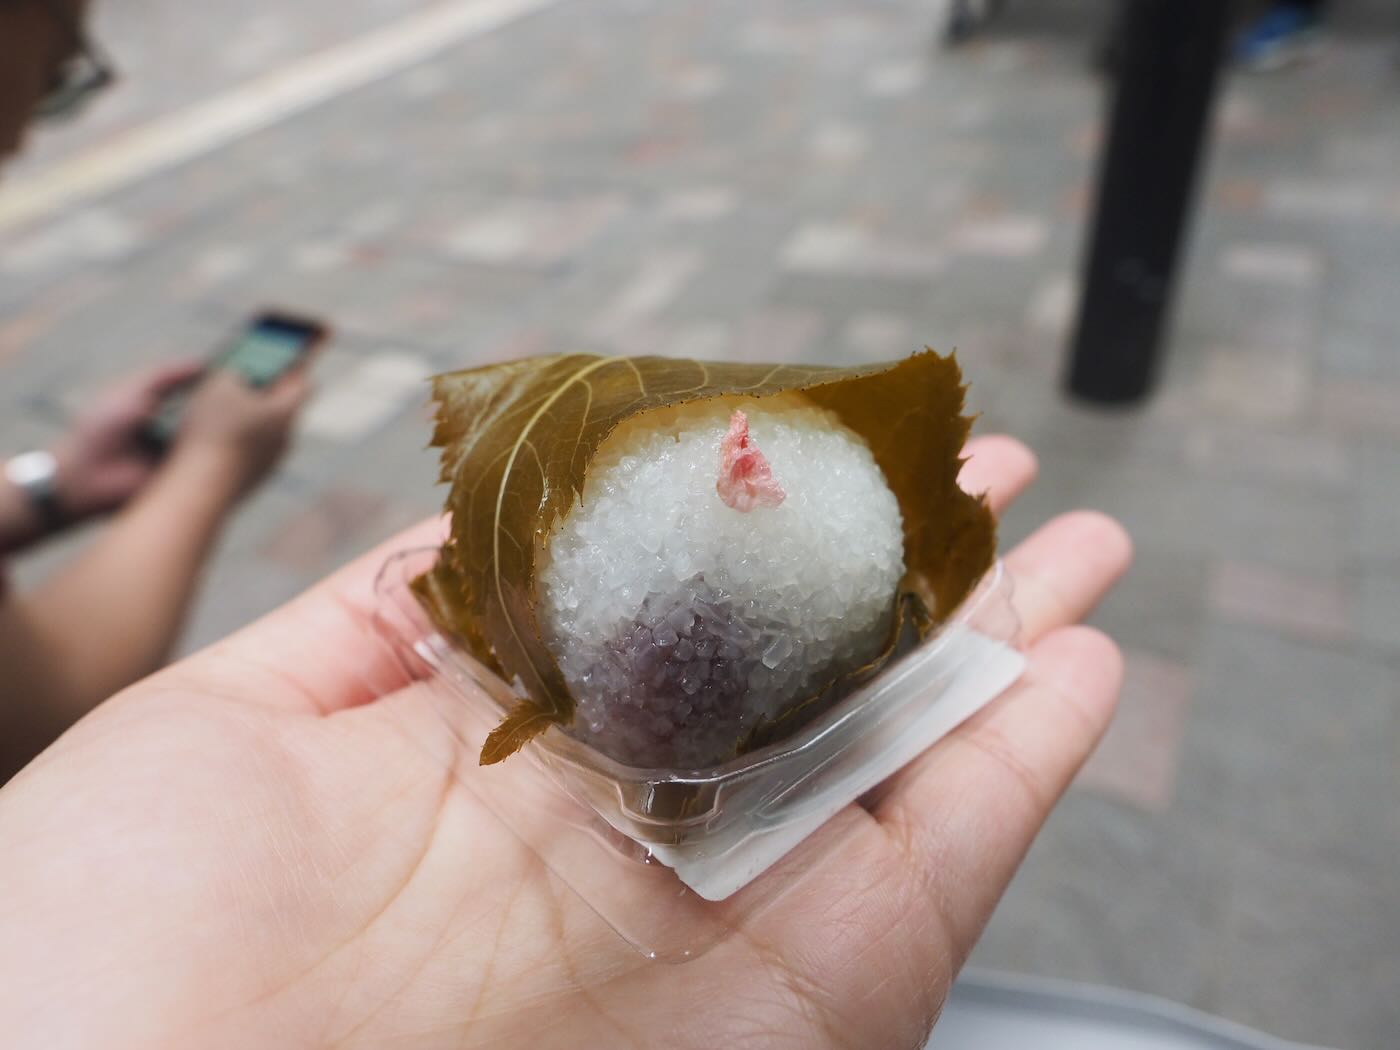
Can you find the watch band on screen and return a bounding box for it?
[3,450,66,530]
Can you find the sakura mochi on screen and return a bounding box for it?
[414,350,999,769]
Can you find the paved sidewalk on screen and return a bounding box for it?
[3,1,1398,1045]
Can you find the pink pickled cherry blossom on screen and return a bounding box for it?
[716,409,785,512]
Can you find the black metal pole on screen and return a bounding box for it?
[1066,0,1234,404]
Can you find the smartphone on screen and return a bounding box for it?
[143,310,329,451]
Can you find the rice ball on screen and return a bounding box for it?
[536,394,905,768]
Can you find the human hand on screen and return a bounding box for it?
[0,435,1131,1050]
[173,368,309,500]
[49,360,204,521]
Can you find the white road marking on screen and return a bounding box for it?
[301,351,434,441]
[0,0,562,235]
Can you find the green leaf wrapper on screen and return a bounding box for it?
[413,350,996,765]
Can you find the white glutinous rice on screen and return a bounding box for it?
[536,394,905,769]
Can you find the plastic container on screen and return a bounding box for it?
[373,547,1026,961]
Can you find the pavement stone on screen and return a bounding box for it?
[1353,562,1400,659]
[1083,549,1212,666]
[1076,649,1195,813]
[1353,441,1400,562]
[1217,842,1400,1050]
[1208,561,1353,644]
[1200,348,1312,423]
[971,795,1234,1010]
[1318,379,1400,442]
[1180,423,1355,489]
[1219,242,1322,288]
[1174,623,1400,879]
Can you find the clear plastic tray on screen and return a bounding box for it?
[373,547,1026,961]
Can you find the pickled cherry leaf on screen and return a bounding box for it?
[415,350,995,764]
[480,698,561,765]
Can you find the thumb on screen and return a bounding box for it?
[168,517,449,717]
[267,368,312,413]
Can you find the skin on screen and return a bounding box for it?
[0,0,90,157]
[0,369,308,782]
[0,434,1132,1049]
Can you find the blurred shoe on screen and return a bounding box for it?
[1234,4,1322,72]
[943,0,1007,47]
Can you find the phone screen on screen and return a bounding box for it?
[220,317,320,388]
[143,312,326,449]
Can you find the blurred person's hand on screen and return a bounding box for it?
[50,360,204,522]
[0,435,1132,1050]
[174,368,310,500]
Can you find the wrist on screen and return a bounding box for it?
[0,475,45,554]
[48,442,100,524]
[3,450,68,538]
[164,439,249,507]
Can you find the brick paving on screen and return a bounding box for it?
[3,1,1399,1046]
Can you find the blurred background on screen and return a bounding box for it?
[2,0,1397,1046]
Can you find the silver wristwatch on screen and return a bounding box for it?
[4,450,65,528]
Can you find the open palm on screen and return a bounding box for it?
[0,435,1131,1050]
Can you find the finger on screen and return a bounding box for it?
[874,624,1124,959]
[1006,510,1133,642]
[140,358,206,396]
[958,434,1038,516]
[195,369,246,398]
[163,516,449,715]
[864,508,1129,837]
[94,359,203,414]
[268,368,312,411]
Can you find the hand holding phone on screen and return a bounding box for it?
[173,368,310,500]
[143,310,328,453]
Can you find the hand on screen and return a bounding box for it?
[0,435,1131,1050]
[50,360,204,521]
[173,368,309,500]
